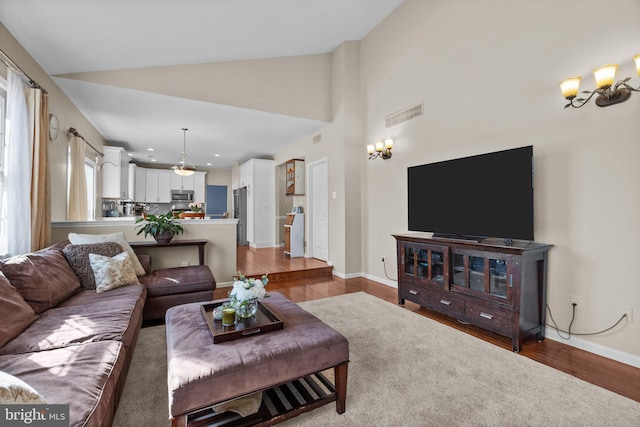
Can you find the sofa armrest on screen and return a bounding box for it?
[137,254,152,275]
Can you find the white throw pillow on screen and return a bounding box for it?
[0,371,47,404]
[68,232,145,276]
[89,252,140,293]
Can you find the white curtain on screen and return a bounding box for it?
[67,135,87,220]
[2,69,32,256]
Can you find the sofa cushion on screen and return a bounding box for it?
[0,246,80,314]
[63,242,125,289]
[0,272,38,348]
[68,231,145,276]
[0,370,47,404]
[90,252,140,293]
[0,341,125,427]
[0,284,145,356]
[138,265,215,298]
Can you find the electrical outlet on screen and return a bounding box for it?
[181,260,189,266]
[570,294,582,309]
[624,307,634,323]
[381,256,385,263]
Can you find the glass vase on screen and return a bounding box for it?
[235,299,258,318]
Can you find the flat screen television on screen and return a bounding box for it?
[407,145,534,242]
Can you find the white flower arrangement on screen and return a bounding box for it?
[188,202,203,212]
[229,272,268,308]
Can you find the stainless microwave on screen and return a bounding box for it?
[171,190,194,202]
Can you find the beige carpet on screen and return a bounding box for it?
[114,292,640,426]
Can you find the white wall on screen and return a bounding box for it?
[358,0,640,360]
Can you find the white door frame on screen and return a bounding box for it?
[306,157,329,261]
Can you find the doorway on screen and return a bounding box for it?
[307,158,328,261]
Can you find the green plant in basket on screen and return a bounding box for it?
[135,211,184,243]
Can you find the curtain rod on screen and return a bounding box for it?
[0,48,48,94]
[68,127,104,157]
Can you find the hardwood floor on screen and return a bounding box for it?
[216,246,640,404]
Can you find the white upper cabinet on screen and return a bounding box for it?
[145,169,171,203]
[131,165,146,202]
[170,173,195,191]
[102,146,129,199]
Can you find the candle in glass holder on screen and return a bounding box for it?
[221,305,236,326]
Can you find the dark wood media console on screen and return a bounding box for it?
[394,233,552,352]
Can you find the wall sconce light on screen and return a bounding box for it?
[367,138,393,160]
[560,54,640,108]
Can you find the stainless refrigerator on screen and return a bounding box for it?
[233,187,248,245]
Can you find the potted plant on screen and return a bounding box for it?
[135,211,184,244]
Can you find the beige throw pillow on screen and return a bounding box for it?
[68,232,145,276]
[89,252,140,293]
[0,371,47,404]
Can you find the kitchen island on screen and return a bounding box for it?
[51,218,238,286]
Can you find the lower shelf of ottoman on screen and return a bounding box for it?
[182,368,346,427]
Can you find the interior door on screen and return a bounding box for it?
[310,160,328,261]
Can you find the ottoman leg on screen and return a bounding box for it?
[334,362,348,414]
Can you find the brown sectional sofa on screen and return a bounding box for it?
[0,240,216,427]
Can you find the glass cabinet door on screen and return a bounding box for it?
[450,250,511,302]
[489,258,508,298]
[402,244,446,284]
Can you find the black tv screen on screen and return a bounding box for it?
[408,146,534,241]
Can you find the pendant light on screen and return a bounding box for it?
[173,127,195,176]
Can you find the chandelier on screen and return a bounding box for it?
[173,128,195,176]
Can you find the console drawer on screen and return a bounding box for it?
[465,300,512,336]
[428,288,464,318]
[399,281,429,306]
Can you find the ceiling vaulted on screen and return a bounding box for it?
[0,0,405,169]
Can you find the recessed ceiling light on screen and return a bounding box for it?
[214,154,220,157]
[151,158,157,162]
[206,162,212,166]
[147,148,154,152]
[127,153,134,157]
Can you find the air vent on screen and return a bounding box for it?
[313,134,322,144]
[385,103,423,128]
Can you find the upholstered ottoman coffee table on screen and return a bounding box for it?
[165,292,349,426]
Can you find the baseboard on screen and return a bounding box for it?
[332,270,360,280]
[545,329,640,369]
[249,242,277,249]
[360,272,398,289]
[361,273,640,369]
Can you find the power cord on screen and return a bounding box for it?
[381,257,397,281]
[546,303,628,339]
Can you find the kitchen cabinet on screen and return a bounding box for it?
[170,173,194,191]
[285,159,304,196]
[394,234,551,351]
[144,169,171,203]
[128,164,146,202]
[239,159,275,248]
[102,146,129,199]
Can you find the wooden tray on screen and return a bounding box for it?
[200,300,284,344]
